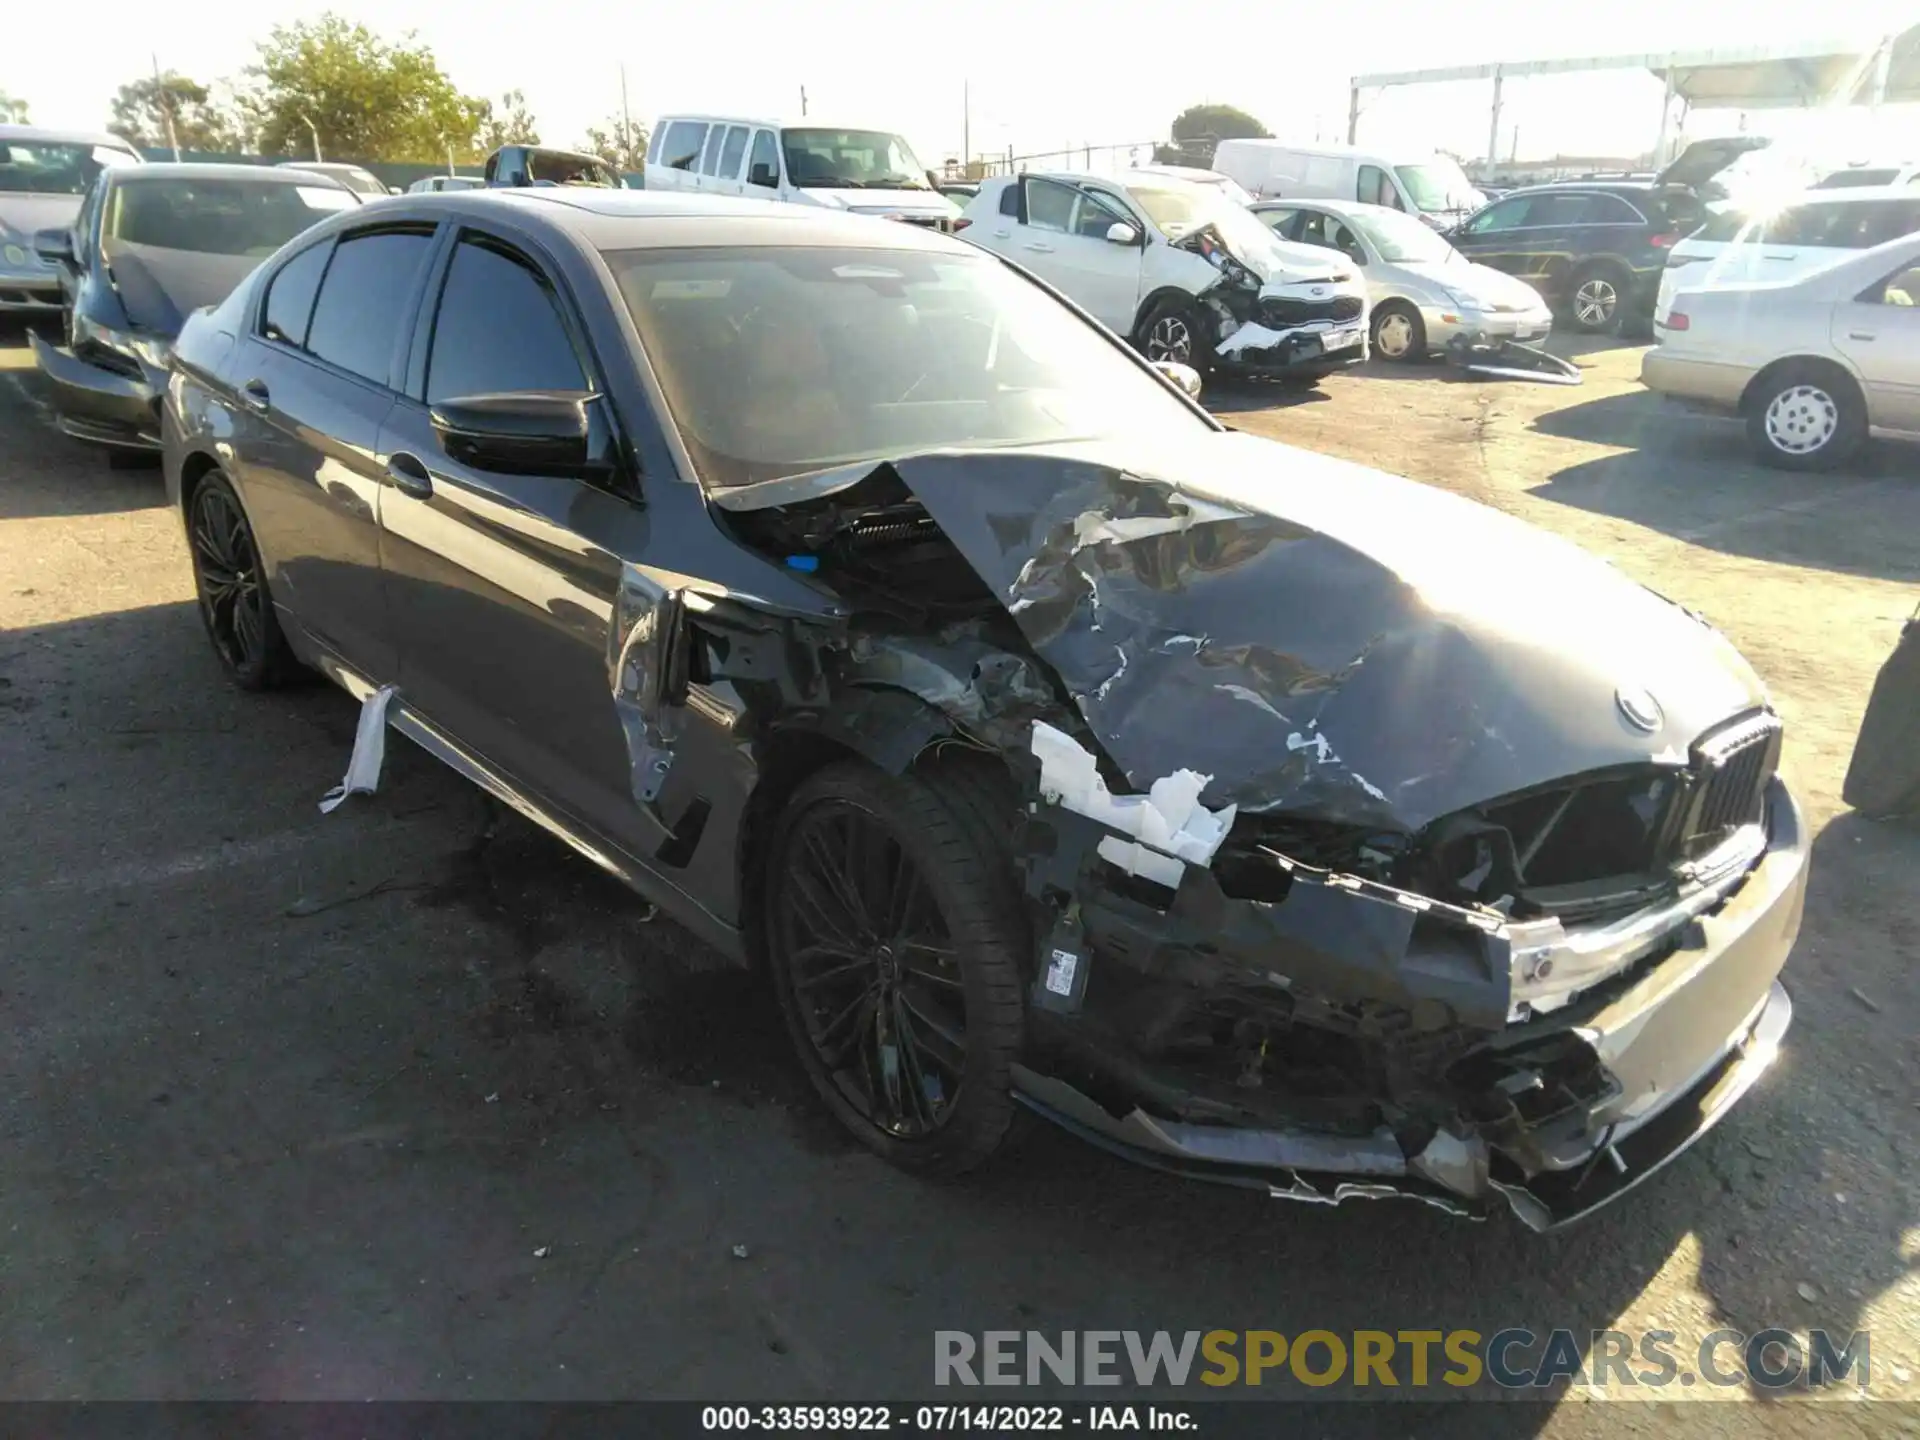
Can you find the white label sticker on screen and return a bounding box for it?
[1322,326,1364,352]
[1044,948,1079,997]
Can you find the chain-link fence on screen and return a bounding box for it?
[959,141,1166,179]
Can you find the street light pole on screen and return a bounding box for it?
[152,54,180,161]
[300,113,322,162]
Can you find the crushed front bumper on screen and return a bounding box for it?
[27,330,163,451]
[1425,304,1554,351]
[1214,318,1368,376]
[1015,777,1807,1231]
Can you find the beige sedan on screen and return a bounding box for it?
[1642,229,1920,470]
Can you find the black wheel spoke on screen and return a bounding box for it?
[774,798,974,1140]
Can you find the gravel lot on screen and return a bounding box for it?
[1,318,1914,1433]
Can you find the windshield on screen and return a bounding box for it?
[527,151,618,187]
[106,179,360,256]
[1124,181,1307,277]
[0,141,141,196]
[1346,206,1457,263]
[1394,159,1475,212]
[1814,169,1901,189]
[608,245,1204,488]
[781,129,930,190]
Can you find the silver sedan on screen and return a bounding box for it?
[1252,198,1554,361]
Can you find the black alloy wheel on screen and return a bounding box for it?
[187,471,294,689]
[766,762,1025,1176]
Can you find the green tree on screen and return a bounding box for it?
[0,91,28,124]
[476,90,540,151]
[244,14,487,162]
[108,73,247,153]
[1154,103,1269,167]
[580,114,648,173]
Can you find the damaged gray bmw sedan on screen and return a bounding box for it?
[163,190,1805,1230]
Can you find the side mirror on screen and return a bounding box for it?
[430,391,601,476]
[33,227,75,266]
[748,162,778,188]
[1152,360,1202,399]
[1106,221,1140,247]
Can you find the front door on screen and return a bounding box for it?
[1004,176,1142,332]
[376,226,665,854]
[1834,255,1920,430]
[230,225,438,680]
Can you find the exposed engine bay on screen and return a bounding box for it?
[1171,223,1368,372]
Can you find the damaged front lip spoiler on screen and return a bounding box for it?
[1013,981,1789,1231]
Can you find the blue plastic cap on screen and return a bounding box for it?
[785,555,821,573]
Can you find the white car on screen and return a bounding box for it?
[1654,187,1920,328]
[959,171,1369,381]
[405,174,484,193]
[1813,162,1920,190]
[1641,229,1920,470]
[1252,197,1553,359]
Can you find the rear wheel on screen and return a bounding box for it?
[1370,301,1426,362]
[185,468,298,689]
[764,760,1026,1177]
[1744,362,1867,472]
[1566,264,1626,333]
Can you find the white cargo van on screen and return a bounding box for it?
[644,115,961,229]
[1211,141,1482,230]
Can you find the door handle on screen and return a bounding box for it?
[385,451,434,500]
[239,379,270,413]
[1847,331,1876,341]
[1022,242,1054,253]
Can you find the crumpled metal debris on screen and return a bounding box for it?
[1444,333,1582,386]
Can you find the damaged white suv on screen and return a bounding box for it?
[959,171,1370,382]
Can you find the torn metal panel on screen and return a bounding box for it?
[1444,334,1583,386]
[880,437,1767,832]
[608,563,690,812]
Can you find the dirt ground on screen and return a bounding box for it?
[1,319,1915,1434]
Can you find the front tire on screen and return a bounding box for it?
[764,759,1026,1178]
[1370,301,1426,362]
[185,467,298,690]
[1744,363,1867,472]
[1137,295,1212,377]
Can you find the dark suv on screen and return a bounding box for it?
[1448,183,1710,334]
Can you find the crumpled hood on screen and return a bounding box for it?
[881,433,1766,831]
[101,240,261,335]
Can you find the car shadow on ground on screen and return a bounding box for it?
[1527,393,1920,584]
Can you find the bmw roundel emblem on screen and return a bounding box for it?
[1616,685,1664,733]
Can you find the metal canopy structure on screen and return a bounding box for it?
[1349,27,1917,165]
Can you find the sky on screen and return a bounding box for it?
[6,0,1917,170]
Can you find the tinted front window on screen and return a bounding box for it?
[106,179,359,256]
[0,141,140,196]
[262,242,330,347]
[660,121,708,171]
[305,229,434,385]
[780,129,930,190]
[608,245,1203,488]
[1465,198,1528,233]
[426,238,585,402]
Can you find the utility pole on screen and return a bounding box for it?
[620,65,634,170]
[800,86,809,117]
[152,53,180,160]
[962,79,970,174]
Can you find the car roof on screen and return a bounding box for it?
[0,124,141,152]
[116,162,355,188]
[1252,196,1401,220]
[279,161,373,173]
[408,188,978,254]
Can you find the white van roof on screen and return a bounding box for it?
[1214,139,1441,162]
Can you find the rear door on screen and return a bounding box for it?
[376,224,663,853]
[230,223,438,679]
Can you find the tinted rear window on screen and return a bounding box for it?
[1763,199,1920,248]
[262,242,330,347]
[106,179,358,256]
[1815,169,1901,189]
[305,229,435,385]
